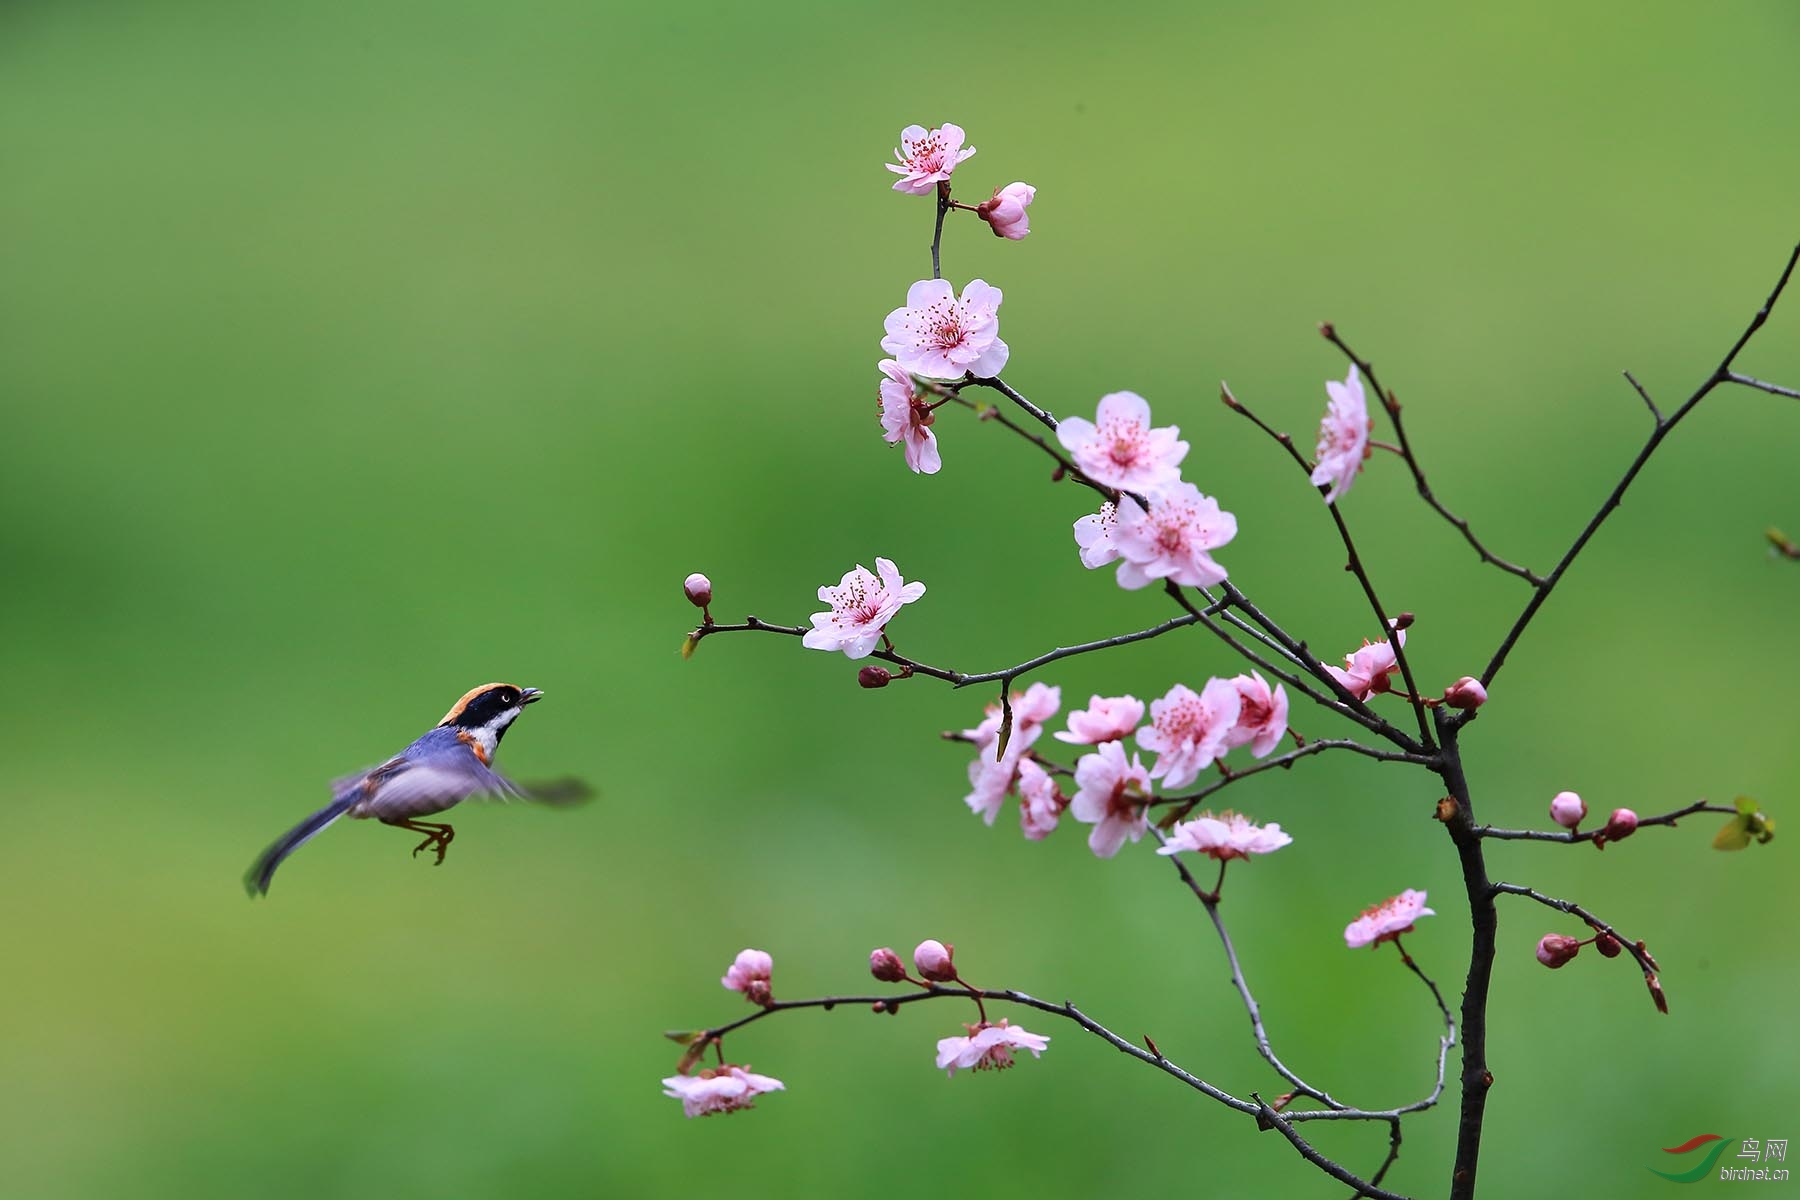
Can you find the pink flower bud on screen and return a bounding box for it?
[1603,808,1638,842]
[721,948,774,1005]
[913,939,957,982]
[1594,932,1623,958]
[1549,791,1586,830]
[976,182,1035,240]
[869,947,906,983]
[1536,934,1582,968]
[858,666,892,689]
[683,573,713,608]
[1443,676,1487,710]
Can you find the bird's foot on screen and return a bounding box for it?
[403,823,456,865]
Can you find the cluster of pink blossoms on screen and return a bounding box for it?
[957,673,1289,857]
[875,123,1036,476]
[1062,391,1239,590]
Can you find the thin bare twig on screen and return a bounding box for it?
[970,374,1060,433]
[1622,370,1662,421]
[1726,370,1800,400]
[1474,241,1800,693]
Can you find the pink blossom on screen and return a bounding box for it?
[1221,672,1289,759]
[801,557,926,659]
[1055,392,1189,493]
[1073,502,1121,569]
[1110,483,1237,590]
[1156,810,1292,861]
[1017,758,1065,841]
[878,359,940,475]
[721,948,773,1005]
[662,1066,785,1117]
[913,939,956,981]
[881,278,1009,381]
[1138,679,1242,790]
[934,1019,1050,1076]
[886,123,976,195]
[964,743,1023,825]
[1310,365,1373,504]
[1344,889,1435,949]
[977,182,1035,239]
[960,682,1062,750]
[1068,740,1153,858]
[1055,694,1145,745]
[1549,791,1586,830]
[1326,628,1406,701]
[960,682,1062,822]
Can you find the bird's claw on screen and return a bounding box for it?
[407,825,455,865]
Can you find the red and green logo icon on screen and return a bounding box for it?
[1651,1134,1734,1183]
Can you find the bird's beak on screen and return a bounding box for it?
[520,687,544,705]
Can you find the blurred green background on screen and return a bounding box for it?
[4,1,1797,1196]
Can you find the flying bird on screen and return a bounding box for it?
[245,682,576,896]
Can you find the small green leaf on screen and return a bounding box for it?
[1734,796,1760,817]
[1714,817,1752,851]
[664,1029,703,1045]
[681,633,699,660]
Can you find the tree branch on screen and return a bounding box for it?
[1475,799,1737,844]
[1474,241,1800,694]
[1490,882,1668,1014]
[970,373,1061,433]
[688,983,1412,1200]
[1622,370,1662,422]
[1726,370,1800,401]
[1218,382,1435,748]
[1154,738,1431,823]
[686,604,1231,693]
[1320,325,1543,586]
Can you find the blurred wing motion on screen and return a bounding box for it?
[507,776,596,807]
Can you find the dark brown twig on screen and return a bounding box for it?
[1475,241,1800,694]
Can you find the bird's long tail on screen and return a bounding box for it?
[244,797,356,897]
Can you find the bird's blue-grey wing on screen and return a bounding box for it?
[353,752,526,819]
